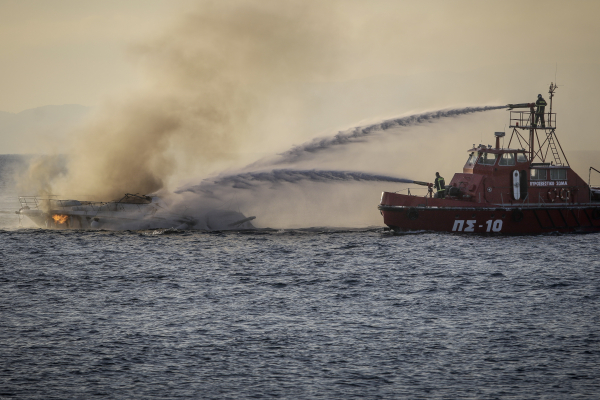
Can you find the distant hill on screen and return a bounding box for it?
[0,104,90,154]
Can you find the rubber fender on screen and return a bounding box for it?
[406,207,419,220]
[512,209,524,222]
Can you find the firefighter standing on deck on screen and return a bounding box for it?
[435,172,445,198]
[535,93,547,128]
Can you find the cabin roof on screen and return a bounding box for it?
[467,147,527,154]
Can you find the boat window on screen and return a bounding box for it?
[517,153,528,163]
[530,169,547,180]
[477,152,497,166]
[499,153,516,166]
[465,152,478,167]
[550,169,567,180]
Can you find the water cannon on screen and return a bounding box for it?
[412,180,433,188]
[507,103,535,110]
[412,180,434,198]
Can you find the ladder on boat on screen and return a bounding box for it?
[546,131,563,166]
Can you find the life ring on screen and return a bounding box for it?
[512,209,524,222]
[406,207,419,220]
[559,188,570,201]
[547,188,557,202]
[592,208,600,220]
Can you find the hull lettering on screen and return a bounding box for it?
[453,219,503,233]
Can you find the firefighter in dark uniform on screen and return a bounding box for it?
[535,94,547,128]
[435,172,446,198]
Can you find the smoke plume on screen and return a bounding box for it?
[42,1,347,201]
[18,1,507,230]
[17,155,67,197]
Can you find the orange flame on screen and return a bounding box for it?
[52,214,69,224]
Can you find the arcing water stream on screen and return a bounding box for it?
[179,170,413,194]
[251,105,506,168]
[185,105,505,193]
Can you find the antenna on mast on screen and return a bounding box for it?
[549,81,557,118]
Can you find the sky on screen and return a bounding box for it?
[1,0,599,209]
[1,1,598,111]
[0,0,193,112]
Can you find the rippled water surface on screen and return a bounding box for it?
[1,228,599,399]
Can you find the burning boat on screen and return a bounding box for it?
[379,83,600,234]
[16,193,256,230]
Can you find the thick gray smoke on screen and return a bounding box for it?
[256,105,506,166]
[35,1,349,201]
[16,1,509,229]
[179,169,413,194]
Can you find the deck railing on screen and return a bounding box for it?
[18,196,40,210]
[509,111,556,129]
[18,196,106,211]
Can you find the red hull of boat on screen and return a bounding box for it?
[379,193,600,234]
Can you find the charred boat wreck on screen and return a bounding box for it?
[378,83,600,234]
[16,193,256,230]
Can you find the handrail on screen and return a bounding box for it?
[394,187,428,196]
[509,111,556,129]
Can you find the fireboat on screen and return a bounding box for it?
[378,83,600,234]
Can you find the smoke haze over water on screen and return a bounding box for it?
[17,1,508,227]
[4,0,599,229]
[37,1,348,201]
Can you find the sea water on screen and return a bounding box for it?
[1,155,599,399]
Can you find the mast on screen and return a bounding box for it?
[548,82,556,125]
[530,106,535,161]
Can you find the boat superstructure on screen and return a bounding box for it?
[378,83,600,234]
